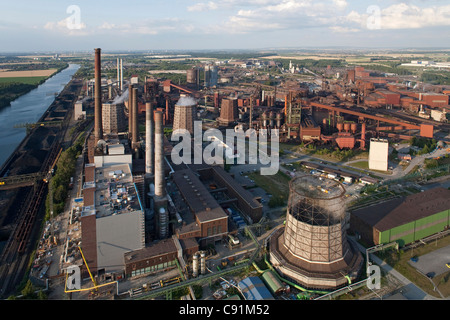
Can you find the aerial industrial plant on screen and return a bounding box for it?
[0,46,449,303]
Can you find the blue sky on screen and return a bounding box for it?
[1,0,450,52]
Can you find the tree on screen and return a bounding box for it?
[21,280,36,299]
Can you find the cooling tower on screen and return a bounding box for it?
[217,97,238,126]
[269,174,363,290]
[173,96,197,135]
[102,102,126,134]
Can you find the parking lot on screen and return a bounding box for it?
[409,245,450,278]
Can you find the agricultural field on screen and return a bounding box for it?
[0,69,57,78]
[0,76,48,85]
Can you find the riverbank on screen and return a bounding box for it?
[0,63,69,109]
[0,64,80,168]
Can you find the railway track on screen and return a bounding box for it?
[0,79,82,298]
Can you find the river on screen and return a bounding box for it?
[0,63,80,168]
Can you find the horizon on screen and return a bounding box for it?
[1,0,450,52]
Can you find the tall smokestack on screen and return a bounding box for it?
[128,84,133,139]
[94,48,103,143]
[154,111,166,198]
[132,87,139,150]
[249,96,253,129]
[117,58,120,86]
[145,102,154,176]
[120,59,123,91]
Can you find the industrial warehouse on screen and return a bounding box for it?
[1,46,450,302]
[351,187,450,247]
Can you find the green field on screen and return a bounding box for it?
[0,76,49,108]
[0,76,48,85]
[349,160,369,169]
[247,171,291,207]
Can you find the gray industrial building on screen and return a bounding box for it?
[80,160,145,276]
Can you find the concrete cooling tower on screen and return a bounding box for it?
[269,174,363,290]
[173,95,197,135]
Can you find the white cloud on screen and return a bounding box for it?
[333,0,347,9]
[211,0,348,34]
[329,26,358,33]
[43,18,87,36]
[344,3,450,30]
[188,1,219,12]
[97,18,195,36]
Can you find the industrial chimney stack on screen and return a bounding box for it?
[145,102,154,177]
[120,59,123,91]
[132,87,139,151]
[94,48,103,143]
[154,111,166,199]
[128,84,133,140]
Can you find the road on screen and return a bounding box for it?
[352,240,436,300]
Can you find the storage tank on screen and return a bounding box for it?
[192,253,199,277]
[261,112,268,127]
[350,122,357,133]
[344,122,350,132]
[186,68,197,84]
[200,251,206,275]
[276,112,283,127]
[158,207,168,239]
[336,122,344,132]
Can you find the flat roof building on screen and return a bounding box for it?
[172,168,228,244]
[80,159,145,276]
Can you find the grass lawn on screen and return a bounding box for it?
[247,170,291,206]
[349,160,369,169]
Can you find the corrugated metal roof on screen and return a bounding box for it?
[261,271,284,294]
[172,168,228,222]
[238,276,274,300]
[352,187,450,232]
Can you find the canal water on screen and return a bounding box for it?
[0,64,80,168]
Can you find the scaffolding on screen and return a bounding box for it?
[284,175,348,264]
[269,174,363,290]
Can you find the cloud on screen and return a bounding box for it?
[97,18,194,36]
[188,1,219,12]
[187,0,281,12]
[43,17,87,36]
[209,0,349,34]
[329,26,359,33]
[344,3,450,30]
